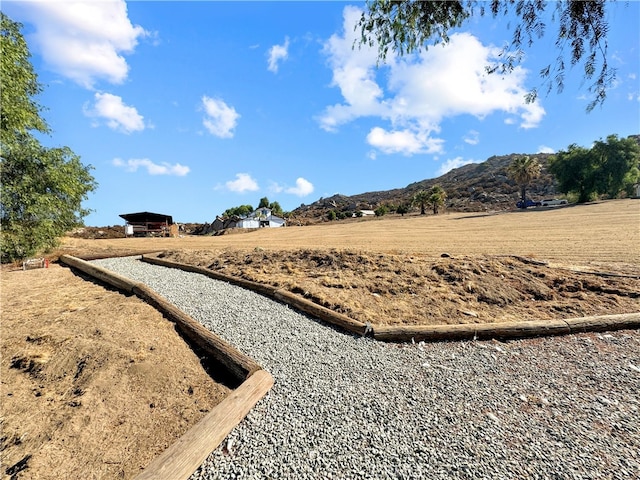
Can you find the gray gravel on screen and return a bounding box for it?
[94,256,640,480]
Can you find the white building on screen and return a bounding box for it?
[235,208,285,228]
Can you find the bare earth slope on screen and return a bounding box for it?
[1,265,230,479]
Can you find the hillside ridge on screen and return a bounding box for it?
[292,133,640,221]
[292,152,556,220]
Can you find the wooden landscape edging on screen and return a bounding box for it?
[142,253,640,342]
[141,253,640,343]
[142,254,369,336]
[135,369,273,480]
[57,255,273,480]
[373,313,640,342]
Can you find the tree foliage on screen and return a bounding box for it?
[427,184,447,215]
[507,155,541,206]
[412,189,430,215]
[268,200,283,216]
[548,135,640,203]
[222,204,254,218]
[358,0,616,111]
[374,205,388,216]
[1,13,96,263]
[396,203,410,216]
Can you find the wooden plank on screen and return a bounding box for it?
[59,254,141,293]
[273,289,367,336]
[142,255,278,297]
[132,284,262,383]
[565,313,640,332]
[134,369,274,480]
[373,319,571,342]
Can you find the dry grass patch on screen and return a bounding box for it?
[1,264,230,479]
[159,249,639,327]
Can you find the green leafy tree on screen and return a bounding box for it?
[549,135,640,203]
[396,203,410,216]
[358,1,617,111]
[374,205,388,216]
[327,210,337,221]
[507,156,541,207]
[223,204,254,217]
[591,135,640,198]
[258,196,270,208]
[268,201,283,216]
[412,190,430,215]
[1,14,96,263]
[427,184,447,215]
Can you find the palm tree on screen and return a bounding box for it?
[508,156,541,208]
[428,185,447,214]
[413,190,430,215]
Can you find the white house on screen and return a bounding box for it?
[235,208,285,228]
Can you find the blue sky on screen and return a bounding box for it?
[5,1,639,226]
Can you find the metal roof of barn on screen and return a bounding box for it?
[119,212,173,224]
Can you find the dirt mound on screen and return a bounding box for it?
[158,249,639,327]
[68,226,125,239]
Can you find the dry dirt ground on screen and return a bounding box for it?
[58,199,639,327]
[1,200,638,479]
[1,265,230,479]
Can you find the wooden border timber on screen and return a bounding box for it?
[57,255,273,479]
[141,254,640,343]
[373,313,640,342]
[59,255,261,382]
[142,254,369,336]
[135,369,273,480]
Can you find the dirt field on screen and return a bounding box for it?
[58,200,640,326]
[1,265,230,479]
[1,199,638,478]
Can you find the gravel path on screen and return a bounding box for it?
[94,257,640,480]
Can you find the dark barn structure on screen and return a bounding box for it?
[120,212,173,237]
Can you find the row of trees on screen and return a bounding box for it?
[222,197,285,218]
[509,135,640,207]
[1,14,96,263]
[327,184,448,220]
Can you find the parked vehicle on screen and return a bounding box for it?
[540,199,568,206]
[516,199,541,208]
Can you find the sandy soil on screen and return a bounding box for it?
[1,264,230,479]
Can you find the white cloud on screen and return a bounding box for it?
[201,96,240,138]
[84,92,145,133]
[366,127,443,155]
[225,173,259,193]
[537,145,555,154]
[113,158,189,176]
[438,157,482,175]
[267,37,290,73]
[318,6,545,154]
[13,0,147,88]
[463,130,480,145]
[285,177,314,197]
[268,181,285,194]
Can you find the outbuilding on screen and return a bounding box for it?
[234,208,285,229]
[120,211,175,237]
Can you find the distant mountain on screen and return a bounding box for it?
[291,152,558,222]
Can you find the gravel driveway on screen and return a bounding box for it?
[94,257,640,480]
